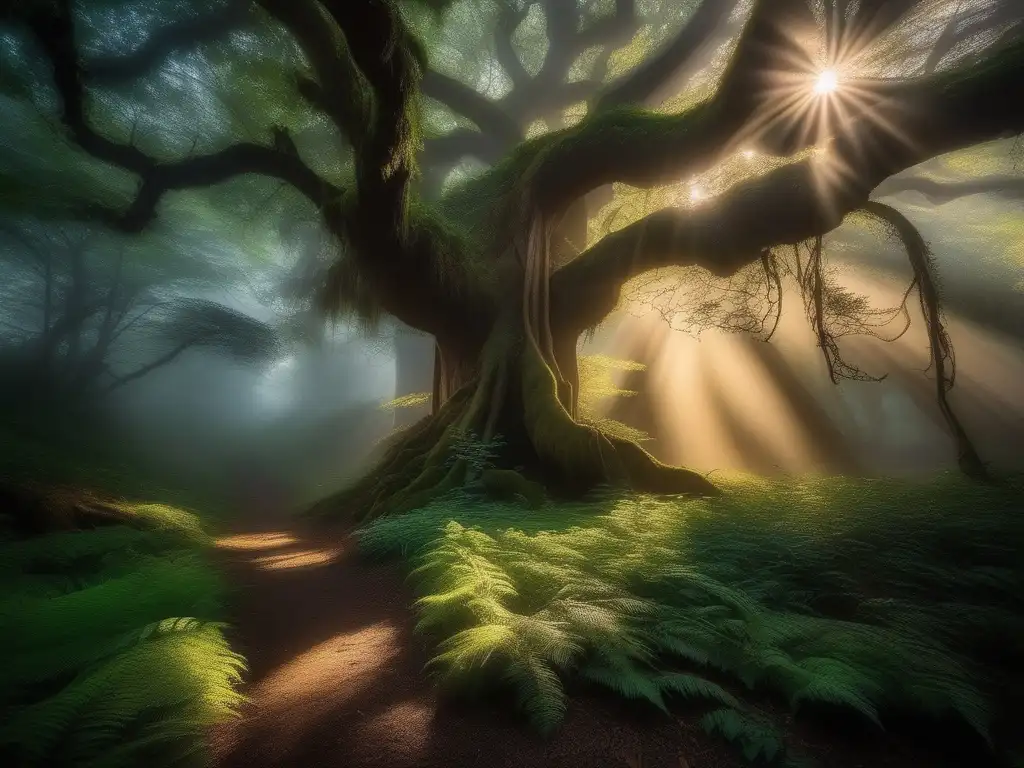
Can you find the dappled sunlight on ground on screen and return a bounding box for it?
[208,531,423,767]
[208,523,443,768]
[251,546,342,570]
[215,529,343,570]
[250,622,401,709]
[215,532,298,551]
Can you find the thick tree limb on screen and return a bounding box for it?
[551,37,1024,333]
[317,0,423,228]
[528,0,821,211]
[257,0,370,144]
[872,174,1024,204]
[532,1,1024,212]
[114,144,339,233]
[534,0,583,87]
[550,160,855,332]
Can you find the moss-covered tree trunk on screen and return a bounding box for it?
[313,212,718,522]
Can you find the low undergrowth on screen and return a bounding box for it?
[357,473,1024,765]
[0,500,246,768]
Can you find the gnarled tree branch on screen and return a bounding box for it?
[21,0,339,232]
[115,144,339,233]
[533,4,1024,212]
[257,0,371,144]
[551,36,1024,333]
[527,0,822,212]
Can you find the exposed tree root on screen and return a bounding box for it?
[310,202,721,523]
[480,468,546,508]
[310,322,719,523]
[306,381,474,520]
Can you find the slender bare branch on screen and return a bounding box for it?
[860,199,988,480]
[104,334,212,393]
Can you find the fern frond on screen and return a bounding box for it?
[658,673,740,709]
[701,708,785,764]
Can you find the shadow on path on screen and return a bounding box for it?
[207,512,956,768]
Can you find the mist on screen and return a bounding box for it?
[580,178,1024,478]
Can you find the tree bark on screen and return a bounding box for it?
[311,292,718,521]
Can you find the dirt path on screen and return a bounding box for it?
[206,514,957,768]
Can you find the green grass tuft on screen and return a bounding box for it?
[357,472,1024,757]
[0,506,245,768]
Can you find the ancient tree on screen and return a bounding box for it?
[5,0,1023,517]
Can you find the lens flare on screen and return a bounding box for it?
[814,69,839,95]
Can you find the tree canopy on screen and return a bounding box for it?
[3,0,1023,508]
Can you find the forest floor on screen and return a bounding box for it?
[205,508,970,768]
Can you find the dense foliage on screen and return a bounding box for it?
[0,484,244,767]
[360,472,1024,763]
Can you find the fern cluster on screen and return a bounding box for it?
[358,472,1024,763]
[0,504,245,768]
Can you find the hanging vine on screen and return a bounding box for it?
[781,234,918,384]
[858,201,988,480]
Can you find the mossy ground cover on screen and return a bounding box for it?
[357,472,1024,766]
[0,482,245,767]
